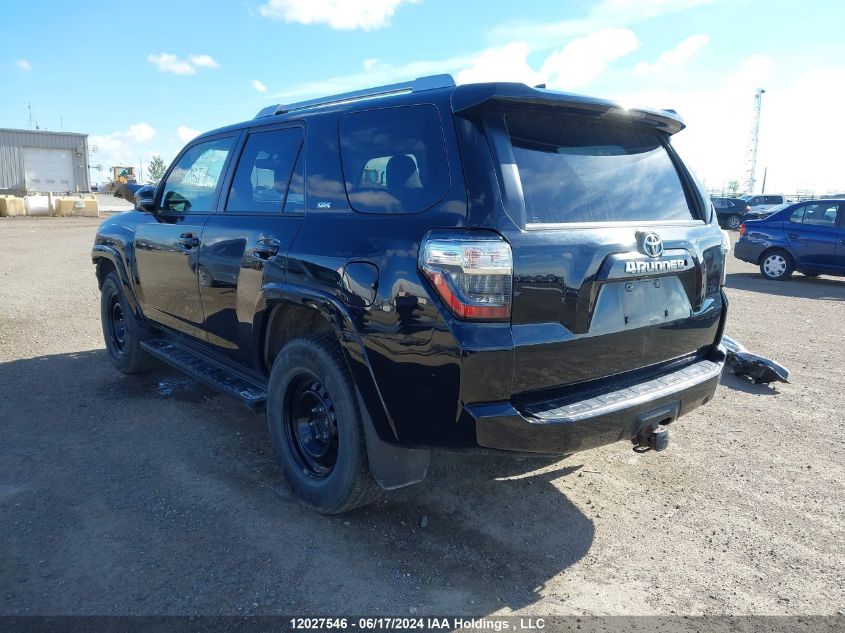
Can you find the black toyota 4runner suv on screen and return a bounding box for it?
[93,75,729,513]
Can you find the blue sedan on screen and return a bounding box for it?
[734,199,845,280]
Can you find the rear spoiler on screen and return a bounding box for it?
[450,82,685,135]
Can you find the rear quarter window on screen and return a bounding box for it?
[339,105,449,213]
[505,111,696,224]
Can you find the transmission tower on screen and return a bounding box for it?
[743,88,765,194]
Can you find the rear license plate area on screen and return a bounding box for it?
[590,276,691,333]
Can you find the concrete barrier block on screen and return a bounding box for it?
[77,199,99,217]
[0,196,26,217]
[53,197,76,217]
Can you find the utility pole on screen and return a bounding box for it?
[743,88,765,194]
[26,101,33,130]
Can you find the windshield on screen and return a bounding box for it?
[505,110,696,225]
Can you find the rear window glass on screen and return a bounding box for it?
[339,105,449,213]
[505,111,696,224]
[226,128,303,214]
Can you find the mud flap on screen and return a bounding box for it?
[722,335,791,384]
[355,388,430,490]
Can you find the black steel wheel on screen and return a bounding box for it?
[109,295,127,353]
[267,333,381,513]
[284,375,339,478]
[100,270,156,373]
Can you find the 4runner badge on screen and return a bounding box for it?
[625,258,686,274]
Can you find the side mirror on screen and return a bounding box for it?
[134,185,159,213]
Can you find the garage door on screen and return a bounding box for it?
[23,147,76,193]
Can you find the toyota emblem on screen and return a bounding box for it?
[640,232,664,258]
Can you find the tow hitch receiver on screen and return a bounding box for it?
[722,335,791,385]
[633,402,678,452]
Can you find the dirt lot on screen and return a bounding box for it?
[1,216,843,616]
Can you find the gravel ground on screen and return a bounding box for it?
[0,216,843,616]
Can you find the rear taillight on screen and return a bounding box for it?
[739,223,747,237]
[420,233,513,320]
[720,230,731,287]
[745,205,752,213]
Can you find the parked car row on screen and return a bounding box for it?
[712,194,786,230]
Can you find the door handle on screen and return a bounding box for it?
[787,232,800,239]
[177,233,199,249]
[253,238,280,259]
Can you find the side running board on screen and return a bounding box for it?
[141,338,267,411]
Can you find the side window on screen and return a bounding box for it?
[226,128,303,213]
[284,148,305,213]
[765,195,782,204]
[159,137,234,213]
[751,196,763,205]
[802,203,839,227]
[789,205,805,224]
[339,104,449,213]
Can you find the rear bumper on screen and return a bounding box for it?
[733,241,764,264]
[465,350,725,454]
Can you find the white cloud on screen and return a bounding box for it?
[16,59,32,71]
[125,123,157,143]
[273,29,637,104]
[147,53,219,75]
[455,43,544,86]
[269,53,474,101]
[177,125,200,143]
[266,0,715,100]
[634,34,710,76]
[257,0,416,30]
[541,28,639,90]
[488,0,720,47]
[612,54,845,193]
[188,54,219,69]
[251,79,268,93]
[147,53,195,75]
[89,123,159,180]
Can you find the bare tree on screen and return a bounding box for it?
[726,180,741,197]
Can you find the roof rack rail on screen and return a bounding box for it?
[255,74,455,119]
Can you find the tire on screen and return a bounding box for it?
[267,333,381,514]
[100,271,156,373]
[759,250,794,281]
[726,214,743,230]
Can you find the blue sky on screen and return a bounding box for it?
[3,0,845,192]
